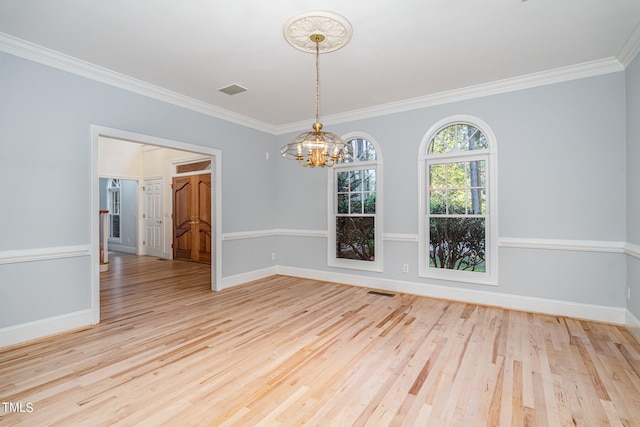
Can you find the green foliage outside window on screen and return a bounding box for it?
[337,217,375,261]
[427,123,488,273]
[429,124,487,155]
[429,218,485,271]
[336,162,376,261]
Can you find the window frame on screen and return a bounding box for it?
[418,116,498,286]
[328,132,383,272]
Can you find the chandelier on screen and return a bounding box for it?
[280,12,353,168]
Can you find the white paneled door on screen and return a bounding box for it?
[143,178,164,258]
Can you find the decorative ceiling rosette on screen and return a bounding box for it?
[283,11,352,53]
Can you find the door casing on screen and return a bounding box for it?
[91,125,222,326]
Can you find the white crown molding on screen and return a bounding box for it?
[0,32,625,137]
[0,245,91,264]
[275,58,625,134]
[618,19,640,68]
[0,32,278,134]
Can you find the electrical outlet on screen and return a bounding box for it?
[402,264,409,273]
[628,287,631,301]
[272,252,276,261]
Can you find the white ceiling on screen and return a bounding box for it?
[1,0,639,131]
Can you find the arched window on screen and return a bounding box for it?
[418,116,497,285]
[107,178,121,241]
[328,133,382,272]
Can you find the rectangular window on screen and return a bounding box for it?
[111,190,121,215]
[429,217,485,271]
[107,183,121,241]
[110,214,121,239]
[336,217,375,260]
[336,169,376,261]
[428,159,486,272]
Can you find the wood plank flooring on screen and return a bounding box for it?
[1,253,640,426]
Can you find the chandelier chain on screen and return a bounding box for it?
[280,21,353,168]
[315,39,320,124]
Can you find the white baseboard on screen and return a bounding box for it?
[107,244,137,254]
[275,266,627,325]
[221,266,278,289]
[627,310,640,342]
[3,265,633,348]
[0,309,92,348]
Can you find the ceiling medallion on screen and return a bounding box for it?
[283,10,352,53]
[280,11,353,168]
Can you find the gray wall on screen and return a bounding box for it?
[0,46,636,338]
[627,53,640,319]
[0,52,276,329]
[276,71,628,308]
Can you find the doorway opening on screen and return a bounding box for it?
[90,125,222,325]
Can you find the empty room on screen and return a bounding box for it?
[1,1,640,425]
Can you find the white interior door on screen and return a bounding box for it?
[143,178,164,258]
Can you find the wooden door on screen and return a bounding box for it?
[195,174,212,263]
[172,174,212,264]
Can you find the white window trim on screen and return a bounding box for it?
[328,132,383,272]
[417,115,498,286]
[107,179,122,243]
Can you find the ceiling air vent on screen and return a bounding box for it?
[219,84,247,95]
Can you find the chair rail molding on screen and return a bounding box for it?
[499,237,626,254]
[0,245,91,264]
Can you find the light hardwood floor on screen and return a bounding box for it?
[1,253,639,426]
